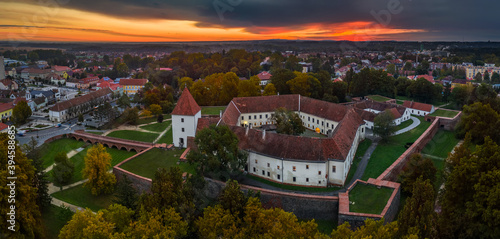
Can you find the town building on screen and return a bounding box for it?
[402,101,435,116]
[256,71,272,86]
[0,102,14,121]
[354,100,411,129]
[120,78,148,95]
[173,90,366,187]
[0,79,18,90]
[49,88,113,122]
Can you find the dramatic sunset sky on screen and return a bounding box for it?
[0,0,498,42]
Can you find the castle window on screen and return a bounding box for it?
[241,116,244,120]
[262,170,265,176]
[267,163,270,167]
[293,166,296,172]
[254,115,256,119]
[265,114,268,118]
[308,116,310,121]
[327,123,329,127]
[318,181,321,184]
[277,174,281,180]
[332,166,336,173]
[253,167,256,172]
[181,128,185,132]
[248,116,251,120]
[317,119,319,124]
[306,165,309,169]
[260,115,262,119]
[277,165,280,169]
[322,121,324,126]
[255,159,258,164]
[306,178,309,182]
[181,118,184,122]
[267,172,270,177]
[318,171,322,175]
[293,177,296,182]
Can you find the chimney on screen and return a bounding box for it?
[262,129,266,140]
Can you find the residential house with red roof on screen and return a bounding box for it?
[174,90,367,187]
[171,87,201,148]
[256,71,272,86]
[403,100,435,116]
[0,102,14,121]
[0,122,9,132]
[408,74,435,84]
[120,78,148,95]
[95,80,122,93]
[354,100,411,129]
[0,79,18,90]
[49,88,112,122]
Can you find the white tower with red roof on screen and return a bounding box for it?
[171,87,201,148]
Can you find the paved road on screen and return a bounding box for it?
[394,116,421,135]
[344,138,380,189]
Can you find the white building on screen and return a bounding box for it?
[176,93,367,187]
[354,100,411,129]
[403,101,435,116]
[49,88,112,122]
[171,88,201,148]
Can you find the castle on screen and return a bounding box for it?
[171,88,412,187]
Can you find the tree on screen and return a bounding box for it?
[117,94,131,108]
[443,83,452,103]
[386,64,396,74]
[271,107,305,136]
[474,72,483,82]
[157,113,164,123]
[238,76,261,97]
[82,143,116,195]
[22,137,51,210]
[78,113,84,122]
[12,100,32,126]
[149,104,162,116]
[483,71,490,83]
[123,108,139,125]
[59,208,115,239]
[397,177,437,239]
[331,219,400,238]
[373,110,396,141]
[0,133,44,238]
[270,69,294,94]
[113,176,139,210]
[491,72,500,84]
[187,125,247,178]
[263,83,277,96]
[52,151,75,185]
[398,154,436,194]
[178,76,194,90]
[28,51,39,61]
[439,136,500,238]
[456,102,500,144]
[286,72,320,97]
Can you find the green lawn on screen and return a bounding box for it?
[119,148,196,179]
[246,174,341,192]
[396,100,405,105]
[40,138,86,168]
[48,147,136,186]
[34,124,50,128]
[421,130,460,159]
[139,121,171,132]
[345,139,372,185]
[367,95,391,102]
[157,128,173,144]
[137,114,171,125]
[349,183,394,214]
[430,158,445,192]
[362,117,431,180]
[41,205,74,239]
[51,184,116,212]
[395,118,414,131]
[107,130,159,143]
[300,129,328,138]
[201,106,226,115]
[429,109,459,118]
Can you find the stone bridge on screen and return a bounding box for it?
[69,130,153,152]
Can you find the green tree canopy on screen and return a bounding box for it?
[263,83,277,96]
[82,143,116,195]
[12,100,32,126]
[271,107,306,136]
[373,110,396,142]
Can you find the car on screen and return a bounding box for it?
[86,118,92,121]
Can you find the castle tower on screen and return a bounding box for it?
[171,87,201,148]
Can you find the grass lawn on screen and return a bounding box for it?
[430,158,445,192]
[246,174,341,192]
[40,138,86,168]
[201,106,226,115]
[361,117,431,181]
[349,183,394,214]
[429,109,459,118]
[41,205,74,239]
[119,148,196,179]
[396,99,405,105]
[34,124,50,128]
[137,114,171,125]
[48,147,136,186]
[157,128,173,144]
[86,131,104,135]
[51,184,116,212]
[395,118,414,131]
[300,129,328,138]
[107,130,159,143]
[421,130,460,158]
[345,139,372,185]
[367,95,391,102]
[139,120,171,132]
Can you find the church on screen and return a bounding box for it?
[172,87,366,187]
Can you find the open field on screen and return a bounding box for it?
[51,184,115,212]
[349,183,394,214]
[362,117,431,180]
[201,106,226,115]
[137,114,171,125]
[421,130,460,159]
[107,130,159,142]
[157,128,173,144]
[119,148,196,179]
[139,121,171,132]
[40,138,86,168]
[429,109,459,118]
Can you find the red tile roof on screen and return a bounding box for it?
[403,101,433,112]
[50,88,112,112]
[389,108,402,119]
[0,122,8,131]
[51,65,71,72]
[0,102,14,112]
[171,88,201,116]
[119,78,148,86]
[196,116,221,132]
[257,71,272,80]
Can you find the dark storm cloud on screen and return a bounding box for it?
[5,0,500,40]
